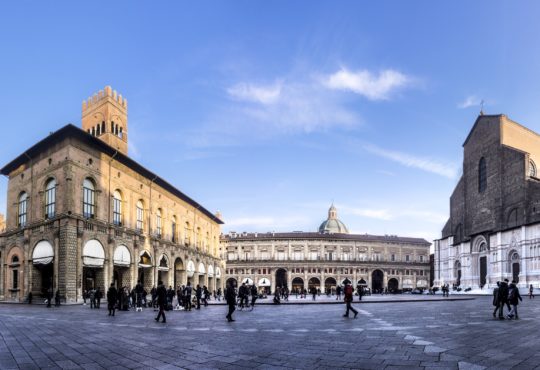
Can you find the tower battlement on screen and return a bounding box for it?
[81,85,129,155]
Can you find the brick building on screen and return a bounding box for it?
[0,86,224,302]
[434,114,540,290]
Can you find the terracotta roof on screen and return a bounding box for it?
[0,124,224,225]
[221,232,430,246]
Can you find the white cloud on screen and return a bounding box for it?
[458,95,481,109]
[227,81,282,104]
[224,80,359,133]
[323,68,413,100]
[363,144,458,179]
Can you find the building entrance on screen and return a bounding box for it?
[275,269,288,290]
[372,270,383,293]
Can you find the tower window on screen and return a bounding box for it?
[478,157,487,193]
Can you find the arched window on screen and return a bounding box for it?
[478,157,487,193]
[18,192,28,227]
[101,121,105,134]
[91,127,96,136]
[156,209,162,237]
[82,178,95,218]
[530,159,537,178]
[184,222,191,245]
[111,122,114,133]
[44,178,56,219]
[136,200,144,231]
[96,124,101,136]
[12,255,19,263]
[119,127,123,139]
[113,190,122,226]
[196,227,202,248]
[171,216,177,243]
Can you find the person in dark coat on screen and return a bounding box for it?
[47,287,53,308]
[155,280,167,323]
[225,281,237,322]
[343,281,358,319]
[507,281,523,319]
[95,287,102,309]
[497,279,511,319]
[54,290,61,306]
[195,285,202,309]
[492,281,500,318]
[107,283,118,316]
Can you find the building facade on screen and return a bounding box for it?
[434,114,540,290]
[221,205,431,294]
[0,86,224,302]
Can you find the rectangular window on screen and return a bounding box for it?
[227,252,236,261]
[391,254,395,262]
[136,206,144,231]
[45,186,56,219]
[113,197,122,226]
[260,251,269,260]
[406,255,410,262]
[277,251,285,261]
[328,252,333,261]
[18,199,27,227]
[420,255,424,263]
[172,223,177,243]
[83,186,95,218]
[156,215,162,237]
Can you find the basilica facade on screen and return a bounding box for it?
[221,205,431,294]
[434,114,540,290]
[0,86,224,302]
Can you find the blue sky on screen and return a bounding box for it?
[2,1,540,243]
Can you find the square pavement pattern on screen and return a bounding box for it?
[0,297,539,369]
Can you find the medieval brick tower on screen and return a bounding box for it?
[81,86,128,155]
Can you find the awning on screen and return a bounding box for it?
[32,240,54,265]
[258,278,271,287]
[138,250,152,268]
[215,267,222,278]
[403,279,413,288]
[208,265,214,278]
[83,239,105,267]
[242,278,254,285]
[198,262,206,274]
[341,278,352,286]
[158,254,169,271]
[417,280,428,287]
[113,245,131,267]
[187,261,195,278]
[357,280,368,286]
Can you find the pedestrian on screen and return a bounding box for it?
[529,284,535,299]
[203,286,210,307]
[107,283,118,316]
[95,287,102,309]
[217,287,222,301]
[155,280,167,323]
[151,285,157,309]
[176,286,184,309]
[55,290,61,306]
[250,284,258,308]
[28,292,32,304]
[82,289,87,305]
[89,288,96,309]
[311,286,317,301]
[343,281,358,319]
[195,284,202,309]
[507,281,523,319]
[336,285,342,300]
[183,282,192,311]
[497,279,510,319]
[492,281,500,318]
[135,280,144,311]
[225,281,237,322]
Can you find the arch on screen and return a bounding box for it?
[113,245,130,267]
[472,235,488,253]
[507,208,519,228]
[158,254,169,271]
[372,269,384,292]
[207,265,214,278]
[138,250,152,267]
[186,260,195,278]
[324,277,337,293]
[198,262,206,275]
[478,157,487,192]
[258,277,271,287]
[12,255,20,263]
[44,178,57,219]
[174,257,185,288]
[292,277,304,292]
[82,239,105,267]
[226,277,237,288]
[509,250,520,283]
[174,257,184,270]
[241,277,254,285]
[388,278,399,292]
[32,240,54,265]
[275,268,288,289]
[308,277,321,291]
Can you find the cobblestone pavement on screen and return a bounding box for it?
[0,296,539,369]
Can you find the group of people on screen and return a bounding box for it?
[82,287,103,309]
[492,279,523,320]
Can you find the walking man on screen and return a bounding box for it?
[107,283,118,316]
[195,284,202,309]
[497,279,510,319]
[507,281,523,319]
[155,280,167,323]
[492,281,500,318]
[529,284,535,299]
[343,281,358,319]
[225,281,237,322]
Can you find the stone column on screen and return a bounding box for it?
[270,268,275,293]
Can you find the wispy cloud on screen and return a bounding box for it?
[322,68,413,100]
[224,79,359,133]
[227,81,282,104]
[363,144,458,179]
[458,95,481,109]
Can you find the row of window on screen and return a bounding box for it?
[226,267,427,276]
[227,251,426,263]
[87,121,124,139]
[17,178,214,249]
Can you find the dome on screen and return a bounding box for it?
[318,204,349,234]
